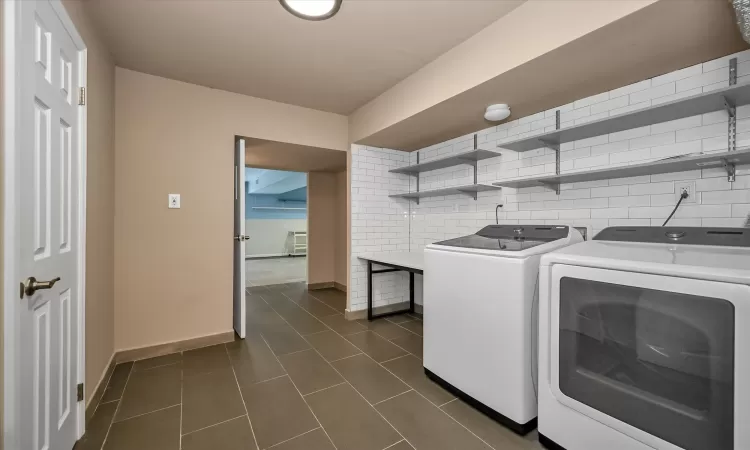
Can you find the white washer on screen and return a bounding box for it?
[423,224,583,434]
[538,226,750,450]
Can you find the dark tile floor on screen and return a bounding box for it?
[76,283,543,450]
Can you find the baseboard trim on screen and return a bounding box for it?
[114,331,236,364]
[334,282,347,293]
[246,253,295,260]
[307,281,334,290]
[85,353,116,424]
[345,302,422,320]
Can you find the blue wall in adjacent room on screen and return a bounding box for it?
[245,184,307,219]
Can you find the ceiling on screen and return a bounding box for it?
[360,0,748,151]
[242,137,346,172]
[246,169,307,195]
[85,0,524,114]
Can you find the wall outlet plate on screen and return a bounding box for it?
[675,182,696,204]
[168,194,181,209]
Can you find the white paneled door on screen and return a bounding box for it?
[15,1,83,449]
[234,138,247,338]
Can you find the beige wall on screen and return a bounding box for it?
[335,171,347,287]
[114,69,348,351]
[306,170,348,288]
[307,172,337,285]
[349,0,655,145]
[61,0,117,404]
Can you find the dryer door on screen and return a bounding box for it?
[549,264,750,450]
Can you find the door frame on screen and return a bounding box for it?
[2,0,88,446]
[233,137,246,338]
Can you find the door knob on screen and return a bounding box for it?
[234,235,250,241]
[20,276,61,298]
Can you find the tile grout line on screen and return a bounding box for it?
[224,340,268,450]
[225,344,261,450]
[260,293,346,450]
[274,293,411,450]
[338,329,368,337]
[274,347,313,358]
[261,294,350,449]
[247,373,289,386]
[179,362,184,450]
[403,386,500,450]
[378,354,410,365]
[381,439,406,450]
[302,382,348,398]
[264,426,322,450]
[131,360,181,373]
[373,357,500,450]
[372,389,414,407]
[393,321,423,339]
[112,403,182,424]
[438,398,458,408]
[90,360,120,418]
[257,331,339,450]
[303,290,347,315]
[280,290,341,315]
[99,362,135,449]
[180,414,247,437]
[361,327,500,450]
[366,328,418,360]
[304,293,486,450]
[326,352,364,363]
[300,328,333,337]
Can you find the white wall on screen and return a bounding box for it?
[349,147,411,312]
[349,49,750,313]
[245,219,307,257]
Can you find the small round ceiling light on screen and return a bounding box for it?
[484,104,511,122]
[280,0,342,21]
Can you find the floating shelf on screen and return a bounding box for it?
[492,149,750,189]
[389,183,501,200]
[389,148,502,174]
[497,80,750,152]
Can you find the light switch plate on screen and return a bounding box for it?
[168,194,181,209]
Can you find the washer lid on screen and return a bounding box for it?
[434,225,569,251]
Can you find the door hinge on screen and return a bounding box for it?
[78,87,86,106]
[77,383,84,402]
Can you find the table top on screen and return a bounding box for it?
[358,251,424,271]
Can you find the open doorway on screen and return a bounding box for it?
[244,168,308,286]
[233,136,348,339]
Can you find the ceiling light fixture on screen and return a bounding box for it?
[280,0,342,21]
[485,104,511,122]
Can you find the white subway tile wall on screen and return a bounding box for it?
[348,49,750,312]
[349,145,413,312]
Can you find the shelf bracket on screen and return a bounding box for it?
[540,109,560,195]
[722,158,736,182]
[456,188,478,201]
[727,58,738,154]
[415,152,420,205]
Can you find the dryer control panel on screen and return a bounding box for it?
[594,226,750,247]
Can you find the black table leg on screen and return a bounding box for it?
[367,260,373,321]
[409,272,415,313]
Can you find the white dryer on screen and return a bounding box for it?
[538,227,750,450]
[423,224,583,434]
